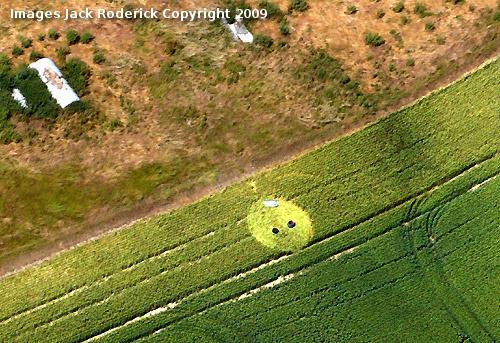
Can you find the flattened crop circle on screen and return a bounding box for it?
[247,198,313,252]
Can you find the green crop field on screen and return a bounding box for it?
[0,59,498,342]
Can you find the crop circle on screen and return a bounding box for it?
[247,198,313,252]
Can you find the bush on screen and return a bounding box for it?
[392,1,405,13]
[289,0,309,12]
[389,29,403,44]
[376,9,386,18]
[405,57,415,67]
[400,15,410,25]
[253,34,274,48]
[279,18,290,35]
[66,29,80,45]
[48,28,60,40]
[11,46,23,57]
[109,118,122,131]
[93,50,106,64]
[29,50,44,62]
[18,36,32,49]
[80,31,94,44]
[364,32,385,46]
[345,5,358,14]
[436,36,445,45]
[414,3,431,18]
[37,33,46,42]
[61,58,91,96]
[259,0,282,18]
[56,46,71,65]
[425,21,435,31]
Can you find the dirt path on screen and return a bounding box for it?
[1,52,498,279]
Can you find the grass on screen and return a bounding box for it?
[247,198,313,252]
[0,59,497,342]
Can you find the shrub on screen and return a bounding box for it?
[12,46,23,57]
[414,3,431,18]
[37,33,46,42]
[400,15,410,25]
[289,0,309,12]
[29,50,43,62]
[66,29,80,45]
[392,1,405,13]
[279,18,290,35]
[425,21,435,31]
[405,57,415,67]
[48,28,60,40]
[390,29,403,44]
[450,0,464,4]
[56,46,71,65]
[93,50,106,64]
[253,34,274,48]
[259,0,282,18]
[376,9,386,18]
[109,118,122,131]
[345,5,358,14]
[61,58,91,96]
[18,36,32,49]
[436,35,445,45]
[468,4,476,11]
[80,31,94,44]
[389,63,396,72]
[364,32,385,46]
[493,11,500,22]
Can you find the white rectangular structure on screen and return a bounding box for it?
[228,21,254,43]
[29,58,80,108]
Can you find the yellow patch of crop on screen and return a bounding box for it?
[247,198,313,252]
